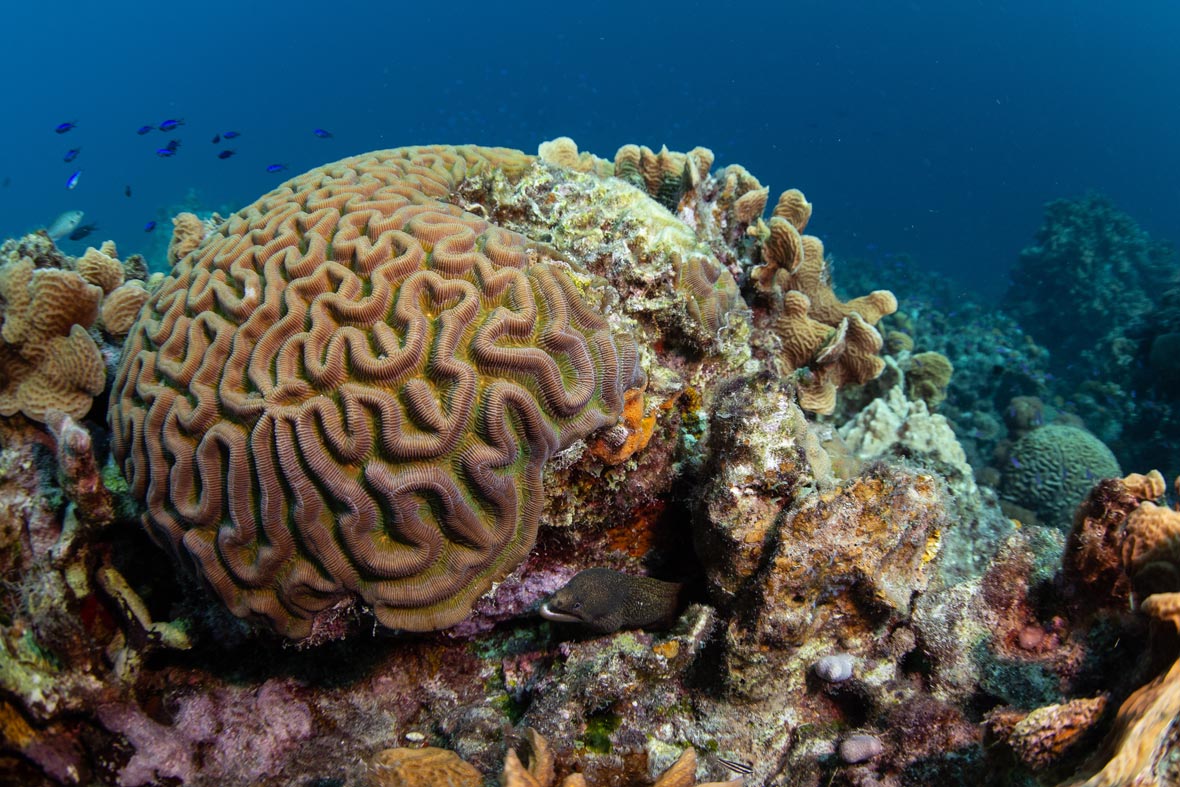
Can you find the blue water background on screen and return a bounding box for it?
[2,0,1177,296]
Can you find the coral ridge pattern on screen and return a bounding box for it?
[110,146,644,637]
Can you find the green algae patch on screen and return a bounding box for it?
[580,708,622,754]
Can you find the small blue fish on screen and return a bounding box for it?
[212,133,221,144]
[63,148,81,163]
[313,128,333,138]
[65,169,82,189]
[144,221,157,233]
[159,118,184,132]
[1010,456,1021,469]
[124,185,132,197]
[136,125,154,135]
[222,130,240,139]
[155,147,176,158]
[55,121,77,134]
[165,139,181,152]
[217,150,236,159]
[266,163,287,173]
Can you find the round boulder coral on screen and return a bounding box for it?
[110,146,644,638]
[1000,424,1121,530]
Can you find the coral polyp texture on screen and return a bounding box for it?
[1000,424,1121,530]
[110,145,645,637]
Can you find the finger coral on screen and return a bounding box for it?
[110,145,645,638]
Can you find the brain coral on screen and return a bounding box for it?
[1000,424,1121,529]
[110,145,644,637]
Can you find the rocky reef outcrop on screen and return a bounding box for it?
[0,140,1162,787]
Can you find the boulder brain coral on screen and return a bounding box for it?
[110,145,644,638]
[1000,424,1121,529]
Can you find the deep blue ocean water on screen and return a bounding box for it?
[2,1,1177,297]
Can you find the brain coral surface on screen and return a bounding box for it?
[1000,424,1121,529]
[110,146,643,637]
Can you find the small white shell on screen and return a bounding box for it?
[839,734,884,764]
[814,653,855,682]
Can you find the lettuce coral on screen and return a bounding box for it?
[0,256,105,421]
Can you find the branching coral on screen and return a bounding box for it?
[110,145,646,638]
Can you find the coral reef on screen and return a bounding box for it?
[1003,194,1180,475]
[10,137,1155,787]
[1004,194,1176,371]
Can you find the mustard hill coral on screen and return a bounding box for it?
[110,145,645,638]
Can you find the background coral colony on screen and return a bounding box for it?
[0,1,1178,786]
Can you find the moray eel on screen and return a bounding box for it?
[539,568,684,633]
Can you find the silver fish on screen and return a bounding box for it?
[46,209,84,240]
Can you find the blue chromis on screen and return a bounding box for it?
[65,170,81,189]
[222,130,241,139]
[266,163,287,173]
[158,118,184,132]
[144,221,157,233]
[63,148,81,163]
[156,139,181,157]
[313,128,333,138]
[217,150,236,160]
[55,121,76,134]
[136,125,154,135]
[212,133,221,144]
